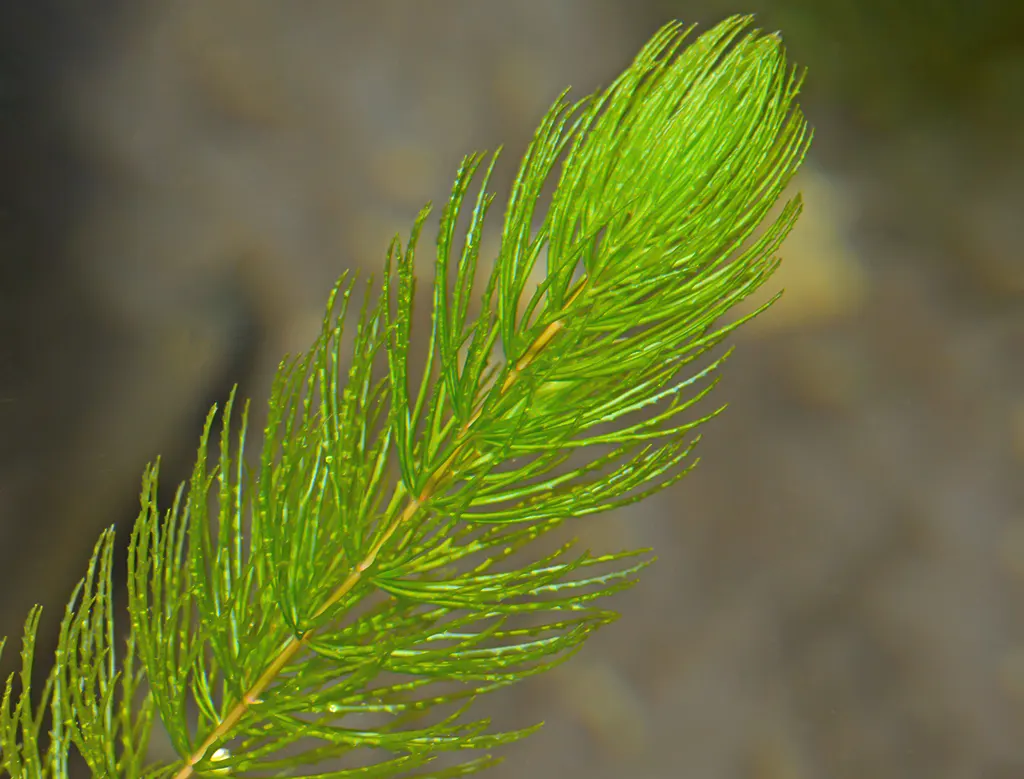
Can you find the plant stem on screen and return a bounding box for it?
[173,278,588,778]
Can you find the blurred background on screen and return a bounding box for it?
[1,1,1023,777]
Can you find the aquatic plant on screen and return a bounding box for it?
[1,16,809,778]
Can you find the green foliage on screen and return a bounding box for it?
[0,15,810,778]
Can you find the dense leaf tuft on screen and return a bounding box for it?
[1,16,808,778]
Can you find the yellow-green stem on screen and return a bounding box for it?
[172,278,587,779]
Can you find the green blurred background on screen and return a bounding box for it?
[2,1,1023,777]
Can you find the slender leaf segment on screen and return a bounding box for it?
[1,16,809,778]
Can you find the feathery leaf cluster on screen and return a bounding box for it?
[1,16,810,778]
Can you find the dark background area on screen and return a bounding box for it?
[2,1,1023,777]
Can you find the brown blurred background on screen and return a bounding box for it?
[2,1,1023,777]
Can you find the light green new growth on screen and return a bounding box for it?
[1,16,809,778]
